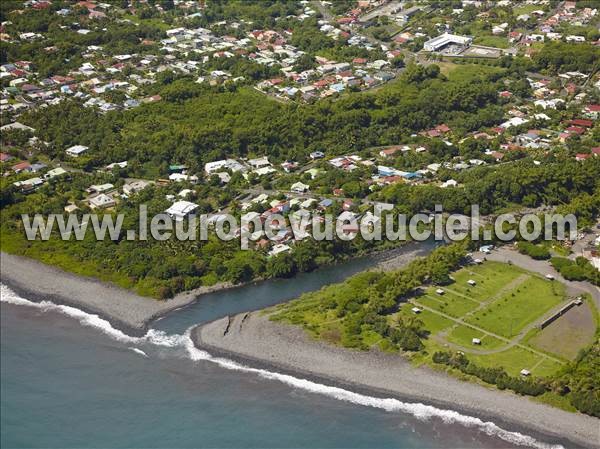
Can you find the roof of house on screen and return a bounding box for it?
[165,200,199,218]
[12,161,31,171]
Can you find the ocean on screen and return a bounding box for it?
[0,248,564,449]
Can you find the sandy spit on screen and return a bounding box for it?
[0,252,233,335]
[193,311,600,449]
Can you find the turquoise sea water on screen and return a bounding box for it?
[0,246,563,449]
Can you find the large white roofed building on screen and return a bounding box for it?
[424,33,472,52]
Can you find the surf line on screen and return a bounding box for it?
[1,283,564,449]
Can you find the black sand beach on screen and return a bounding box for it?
[192,311,600,449]
[0,252,231,334]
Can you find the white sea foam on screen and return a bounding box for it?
[129,347,148,357]
[1,283,565,449]
[1,284,139,343]
[181,333,563,449]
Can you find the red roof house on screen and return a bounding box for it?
[569,119,593,128]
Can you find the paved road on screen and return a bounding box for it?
[359,1,404,22]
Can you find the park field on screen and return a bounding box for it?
[464,275,565,338]
[276,258,595,380]
[408,261,581,378]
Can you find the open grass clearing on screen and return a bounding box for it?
[446,325,506,350]
[395,306,454,336]
[473,35,510,49]
[470,346,561,378]
[447,261,527,300]
[465,276,566,338]
[417,293,475,318]
[445,63,506,82]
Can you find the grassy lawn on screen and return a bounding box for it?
[470,346,552,377]
[448,261,526,300]
[417,261,572,379]
[474,35,510,49]
[465,276,566,338]
[274,260,575,382]
[446,325,506,350]
[395,306,454,335]
[418,261,532,320]
[121,14,172,31]
[534,392,577,413]
[417,291,475,318]
[513,4,546,15]
[533,357,564,378]
[446,64,505,82]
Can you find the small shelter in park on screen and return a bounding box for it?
[468,279,476,286]
[520,369,531,377]
[472,338,481,345]
[436,288,445,295]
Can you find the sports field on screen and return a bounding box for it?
[402,261,591,377]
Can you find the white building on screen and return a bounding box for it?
[291,182,310,193]
[247,156,271,169]
[123,180,150,195]
[424,33,472,52]
[500,117,529,129]
[204,159,245,174]
[44,167,68,180]
[269,243,292,257]
[169,173,198,183]
[89,193,115,209]
[165,200,199,222]
[441,179,458,188]
[0,122,35,132]
[66,145,89,157]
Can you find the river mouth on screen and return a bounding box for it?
[152,239,439,334]
[6,238,561,449]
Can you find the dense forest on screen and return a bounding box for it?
[16,65,503,177]
[550,257,600,285]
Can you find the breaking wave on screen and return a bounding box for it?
[129,347,149,357]
[1,283,564,449]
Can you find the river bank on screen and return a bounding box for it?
[192,311,599,449]
[0,242,433,335]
